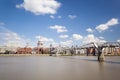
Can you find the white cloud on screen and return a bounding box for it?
[86,28,94,33]
[50,15,62,19]
[36,35,54,42]
[50,15,55,19]
[59,35,68,39]
[99,36,104,39]
[96,18,119,32]
[16,0,61,15]
[0,26,27,47]
[83,34,106,43]
[72,34,83,40]
[117,39,120,42]
[60,40,73,46]
[58,16,62,19]
[68,15,77,19]
[49,25,68,33]
[106,18,119,26]
[96,24,108,32]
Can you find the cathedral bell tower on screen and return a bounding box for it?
[37,40,43,48]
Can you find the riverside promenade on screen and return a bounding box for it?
[0,56,120,80]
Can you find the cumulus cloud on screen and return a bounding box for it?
[72,34,83,40]
[59,35,68,39]
[83,34,106,43]
[0,26,26,47]
[36,35,54,42]
[60,40,73,46]
[49,25,68,33]
[96,18,119,32]
[16,0,61,15]
[68,15,77,19]
[86,28,94,33]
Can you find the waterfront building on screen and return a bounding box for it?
[0,46,17,54]
[36,40,44,54]
[16,47,32,54]
[16,43,32,54]
[79,42,120,56]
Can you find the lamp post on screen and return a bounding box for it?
[50,44,53,56]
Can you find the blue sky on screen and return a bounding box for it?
[0,0,120,47]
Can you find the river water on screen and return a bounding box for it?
[0,56,120,80]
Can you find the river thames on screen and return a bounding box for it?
[0,56,120,80]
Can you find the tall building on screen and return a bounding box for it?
[37,40,43,48]
[25,43,29,48]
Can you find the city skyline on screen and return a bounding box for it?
[0,0,120,47]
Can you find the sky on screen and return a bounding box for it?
[0,0,120,47]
